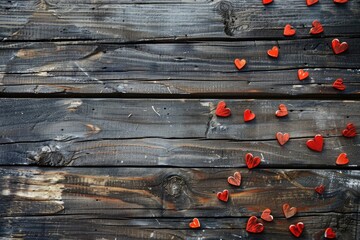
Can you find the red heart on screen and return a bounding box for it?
[310,20,323,35]
[283,203,297,219]
[306,0,319,6]
[342,123,356,138]
[189,218,201,229]
[315,184,325,194]
[336,153,349,165]
[215,101,231,117]
[324,228,336,239]
[245,153,261,169]
[227,172,241,186]
[217,189,229,202]
[332,78,346,91]
[284,24,296,36]
[334,0,348,3]
[297,69,309,81]
[246,216,264,233]
[276,132,290,146]
[261,208,274,222]
[275,104,288,117]
[289,222,304,237]
[267,46,279,58]
[306,134,324,152]
[234,58,246,70]
[332,39,348,55]
[244,109,256,122]
[262,0,273,4]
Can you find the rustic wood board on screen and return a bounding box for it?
[0,0,359,41]
[0,39,359,96]
[0,167,358,239]
[0,98,358,167]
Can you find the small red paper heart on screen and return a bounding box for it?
[217,189,229,202]
[306,134,324,152]
[284,24,296,36]
[275,104,288,117]
[234,58,246,70]
[297,69,309,81]
[332,78,346,91]
[215,101,231,117]
[332,39,348,55]
[336,153,349,165]
[342,123,356,138]
[261,208,274,222]
[289,222,304,237]
[262,0,273,4]
[246,216,264,233]
[267,46,279,58]
[283,203,297,219]
[245,153,261,169]
[306,0,319,6]
[189,218,201,229]
[334,0,348,3]
[244,109,256,122]
[228,172,241,186]
[276,132,290,146]
[310,20,323,35]
[324,227,336,239]
[315,184,325,194]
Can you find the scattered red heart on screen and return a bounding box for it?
[284,24,296,36]
[310,20,323,34]
[244,109,256,122]
[342,123,356,138]
[283,203,297,218]
[227,171,241,186]
[336,153,349,165]
[332,78,346,91]
[275,104,288,117]
[315,184,325,194]
[306,0,319,6]
[267,46,279,58]
[215,101,231,117]
[334,0,348,3]
[189,218,201,229]
[262,0,273,5]
[306,134,324,152]
[261,208,274,222]
[246,216,264,233]
[298,69,309,81]
[276,132,290,146]
[324,227,336,239]
[217,189,229,202]
[245,153,261,169]
[234,58,247,70]
[289,222,304,237]
[332,38,348,54]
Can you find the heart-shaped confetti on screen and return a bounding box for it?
[261,208,274,222]
[246,216,264,233]
[332,78,346,91]
[324,228,336,239]
[289,222,304,237]
[306,134,324,152]
[267,46,279,58]
[215,101,231,117]
[332,39,348,54]
[283,203,297,219]
[189,218,201,228]
[234,58,247,70]
[284,24,296,36]
[217,189,229,202]
[306,0,319,6]
[315,184,325,194]
[228,172,241,186]
[310,20,324,34]
[262,0,273,4]
[245,153,261,169]
[244,109,256,122]
[298,69,309,81]
[275,104,288,117]
[276,132,290,146]
[334,0,348,3]
[342,123,356,138]
[336,153,349,165]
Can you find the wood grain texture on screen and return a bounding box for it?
[0,0,359,41]
[0,98,359,167]
[0,39,359,96]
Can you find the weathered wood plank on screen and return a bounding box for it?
[0,214,357,240]
[0,0,359,41]
[0,98,359,167]
[0,39,359,96]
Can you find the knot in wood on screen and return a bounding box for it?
[164,176,185,197]
[28,144,70,167]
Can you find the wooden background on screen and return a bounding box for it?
[0,0,359,239]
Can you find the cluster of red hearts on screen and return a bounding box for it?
[234,1,350,91]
